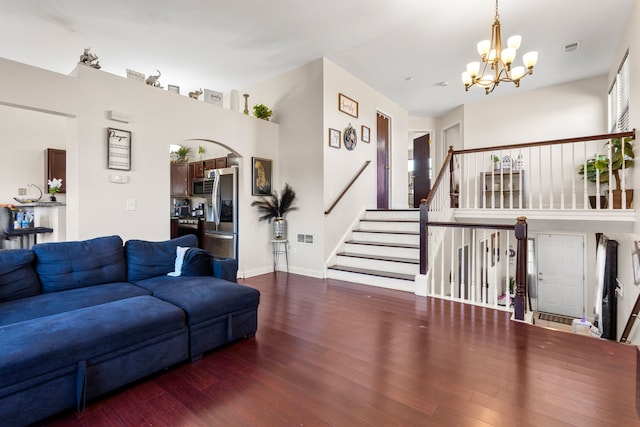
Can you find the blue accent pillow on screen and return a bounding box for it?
[181,248,213,276]
[0,249,41,302]
[126,235,198,281]
[33,235,127,293]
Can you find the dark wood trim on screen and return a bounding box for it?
[324,161,370,215]
[455,129,635,155]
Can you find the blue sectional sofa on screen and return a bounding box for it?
[0,234,259,427]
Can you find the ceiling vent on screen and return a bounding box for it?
[563,42,580,53]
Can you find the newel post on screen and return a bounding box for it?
[419,200,428,275]
[514,216,528,321]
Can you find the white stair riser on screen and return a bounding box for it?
[358,221,420,233]
[364,210,419,221]
[352,231,419,245]
[336,255,419,275]
[327,269,415,293]
[344,243,419,259]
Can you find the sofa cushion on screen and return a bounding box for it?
[181,248,214,276]
[0,282,151,327]
[126,235,198,281]
[33,235,127,293]
[132,275,260,325]
[0,249,41,302]
[0,296,187,390]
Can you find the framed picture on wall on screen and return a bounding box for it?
[338,93,358,118]
[361,125,370,143]
[107,128,131,171]
[252,157,272,195]
[329,128,341,148]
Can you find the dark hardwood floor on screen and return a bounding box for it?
[41,273,639,426]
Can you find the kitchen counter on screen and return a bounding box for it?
[14,201,66,207]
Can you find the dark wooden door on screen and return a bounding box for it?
[412,133,431,207]
[376,113,390,209]
[45,148,66,193]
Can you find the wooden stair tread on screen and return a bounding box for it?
[360,219,419,223]
[354,229,419,235]
[337,252,418,264]
[346,240,419,249]
[327,265,415,281]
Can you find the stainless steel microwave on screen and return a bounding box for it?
[192,178,214,196]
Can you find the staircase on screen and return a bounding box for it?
[326,209,420,292]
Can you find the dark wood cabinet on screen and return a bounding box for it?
[170,162,189,197]
[190,161,205,179]
[204,159,216,170]
[215,157,227,169]
[45,148,66,193]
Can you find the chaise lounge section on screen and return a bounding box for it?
[0,234,259,426]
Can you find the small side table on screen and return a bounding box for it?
[271,239,289,272]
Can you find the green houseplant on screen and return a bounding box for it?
[578,136,634,208]
[252,104,273,121]
[173,145,191,163]
[251,183,297,240]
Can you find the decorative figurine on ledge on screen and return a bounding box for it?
[145,70,162,88]
[78,48,101,69]
[189,88,202,100]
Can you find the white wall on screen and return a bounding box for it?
[0,105,66,201]
[244,58,410,275]
[608,0,640,343]
[0,57,279,277]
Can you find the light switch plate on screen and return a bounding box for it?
[126,198,136,211]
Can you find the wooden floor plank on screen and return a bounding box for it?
[39,272,640,426]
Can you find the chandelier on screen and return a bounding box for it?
[462,0,538,94]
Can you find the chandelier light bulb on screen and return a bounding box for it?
[523,51,539,69]
[462,72,472,85]
[501,48,516,65]
[507,35,522,49]
[466,62,480,77]
[478,75,494,87]
[477,40,491,56]
[488,49,497,61]
[511,66,525,80]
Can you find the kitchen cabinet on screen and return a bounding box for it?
[204,159,216,170]
[45,149,66,193]
[170,162,189,197]
[189,161,205,180]
[214,157,227,168]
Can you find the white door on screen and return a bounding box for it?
[537,234,584,317]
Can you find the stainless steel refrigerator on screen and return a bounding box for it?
[204,166,238,260]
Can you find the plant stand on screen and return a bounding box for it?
[271,239,289,272]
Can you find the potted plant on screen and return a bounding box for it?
[47,178,63,202]
[490,155,500,171]
[578,136,634,209]
[173,145,191,163]
[251,183,297,240]
[252,104,273,121]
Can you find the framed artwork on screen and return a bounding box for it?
[204,89,223,106]
[361,125,370,143]
[329,128,341,148]
[167,85,180,94]
[338,93,358,118]
[344,124,357,151]
[107,128,131,171]
[252,157,272,195]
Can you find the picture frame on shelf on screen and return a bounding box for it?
[252,157,272,195]
[204,89,223,106]
[338,93,358,118]
[329,128,341,148]
[126,68,145,82]
[361,125,370,143]
[107,127,131,171]
[167,85,180,94]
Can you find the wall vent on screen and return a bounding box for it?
[563,42,580,53]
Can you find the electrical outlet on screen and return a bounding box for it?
[289,246,296,253]
[18,188,26,196]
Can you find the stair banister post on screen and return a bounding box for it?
[514,216,528,321]
[448,146,457,208]
[419,200,428,275]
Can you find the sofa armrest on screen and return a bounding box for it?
[212,257,238,283]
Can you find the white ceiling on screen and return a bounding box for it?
[0,0,634,117]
